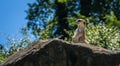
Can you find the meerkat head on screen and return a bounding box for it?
[76,19,86,27]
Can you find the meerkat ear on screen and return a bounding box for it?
[83,19,86,24]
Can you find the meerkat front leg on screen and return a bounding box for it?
[72,34,83,43]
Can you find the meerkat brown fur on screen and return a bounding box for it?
[72,19,89,44]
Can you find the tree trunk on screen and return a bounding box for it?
[54,1,69,39]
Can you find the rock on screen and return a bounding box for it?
[1,39,120,66]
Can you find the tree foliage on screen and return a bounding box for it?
[86,23,120,50]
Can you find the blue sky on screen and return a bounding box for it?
[0,0,35,47]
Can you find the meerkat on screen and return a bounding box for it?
[72,19,89,44]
